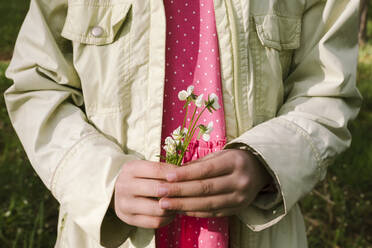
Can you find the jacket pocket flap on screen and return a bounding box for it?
[61,1,132,45]
[253,15,301,51]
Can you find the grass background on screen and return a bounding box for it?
[0,1,371,247]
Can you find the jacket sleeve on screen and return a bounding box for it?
[224,0,362,231]
[4,0,138,246]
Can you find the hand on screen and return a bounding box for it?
[157,149,272,218]
[114,160,179,229]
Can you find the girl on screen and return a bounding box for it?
[4,0,361,247]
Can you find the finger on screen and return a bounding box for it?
[125,178,171,197]
[182,149,229,166]
[159,193,243,212]
[163,174,235,197]
[119,214,175,229]
[118,196,175,217]
[184,206,243,218]
[130,161,178,180]
[166,152,234,182]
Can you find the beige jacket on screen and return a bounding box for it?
[4,0,362,247]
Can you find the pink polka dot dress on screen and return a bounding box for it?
[156,0,229,247]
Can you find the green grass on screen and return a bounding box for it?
[0,1,29,60]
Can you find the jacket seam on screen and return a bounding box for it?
[276,117,323,177]
[50,132,102,198]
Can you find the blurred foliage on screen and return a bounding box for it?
[1,1,372,248]
[0,1,29,60]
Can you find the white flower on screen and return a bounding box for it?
[209,93,220,110]
[195,94,204,108]
[164,144,176,154]
[165,136,175,146]
[172,126,187,140]
[187,85,194,95]
[202,121,213,141]
[178,91,188,101]
[164,136,177,154]
[178,85,195,101]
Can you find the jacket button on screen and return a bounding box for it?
[91,26,104,37]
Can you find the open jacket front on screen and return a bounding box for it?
[4,0,361,247]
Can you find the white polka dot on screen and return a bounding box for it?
[174,71,177,74]
[190,57,193,60]
[185,2,188,6]
[176,40,179,43]
[184,18,188,21]
[210,235,214,239]
[216,119,219,122]
[169,16,173,19]
[184,33,187,36]
[192,11,196,14]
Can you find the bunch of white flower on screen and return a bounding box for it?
[161,85,221,166]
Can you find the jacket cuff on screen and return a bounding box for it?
[50,133,140,246]
[223,117,323,231]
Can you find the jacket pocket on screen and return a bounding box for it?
[61,0,132,45]
[60,0,134,115]
[249,14,301,122]
[253,14,301,51]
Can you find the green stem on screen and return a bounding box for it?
[181,101,189,131]
[177,107,207,165]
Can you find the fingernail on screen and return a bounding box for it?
[158,187,168,196]
[166,173,177,182]
[160,200,170,209]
